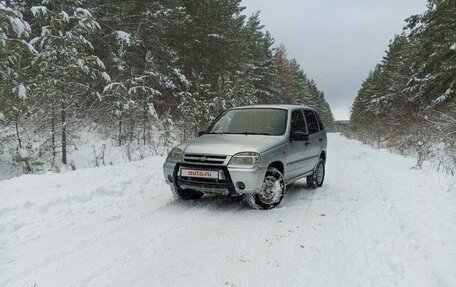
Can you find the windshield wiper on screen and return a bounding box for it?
[239,132,271,136]
[208,132,271,135]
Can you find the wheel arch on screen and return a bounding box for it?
[267,160,285,176]
[320,150,326,162]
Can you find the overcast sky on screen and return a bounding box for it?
[242,0,427,120]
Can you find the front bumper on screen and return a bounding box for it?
[163,161,265,196]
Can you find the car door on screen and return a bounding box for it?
[314,110,327,151]
[303,109,323,169]
[286,109,308,180]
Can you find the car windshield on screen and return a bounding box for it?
[207,108,288,136]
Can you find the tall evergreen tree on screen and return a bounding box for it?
[0,5,34,170]
[350,0,455,169]
[0,0,335,173]
[30,0,108,165]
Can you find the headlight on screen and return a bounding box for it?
[228,152,261,168]
[167,148,183,162]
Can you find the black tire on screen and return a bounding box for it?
[172,186,204,200]
[246,167,285,210]
[307,158,325,188]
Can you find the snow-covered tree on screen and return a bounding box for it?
[350,0,455,170]
[30,1,108,165]
[0,5,34,171]
[0,0,336,175]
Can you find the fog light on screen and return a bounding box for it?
[237,181,246,190]
[168,175,174,183]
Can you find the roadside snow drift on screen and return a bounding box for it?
[0,134,455,287]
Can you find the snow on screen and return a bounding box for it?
[96,57,105,69]
[79,35,94,50]
[8,16,28,38]
[148,103,158,118]
[0,112,5,121]
[208,34,223,39]
[433,87,452,104]
[18,148,29,158]
[174,68,190,86]
[13,83,27,100]
[103,82,118,93]
[77,58,84,69]
[60,11,69,23]
[22,39,37,54]
[114,31,131,45]
[75,7,91,17]
[101,72,111,83]
[30,6,47,17]
[0,134,455,287]
[40,26,50,37]
[450,43,456,51]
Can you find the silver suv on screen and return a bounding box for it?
[163,105,327,209]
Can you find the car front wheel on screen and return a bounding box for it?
[246,167,285,210]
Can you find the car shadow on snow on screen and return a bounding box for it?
[173,194,252,211]
[172,179,316,211]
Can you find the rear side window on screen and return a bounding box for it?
[291,110,306,133]
[314,111,325,131]
[303,110,319,134]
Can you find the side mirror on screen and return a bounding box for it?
[197,131,205,137]
[291,131,309,142]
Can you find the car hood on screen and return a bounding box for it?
[177,134,287,155]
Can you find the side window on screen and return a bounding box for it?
[314,111,325,131]
[304,110,319,134]
[290,110,306,134]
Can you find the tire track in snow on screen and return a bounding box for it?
[1,134,456,287]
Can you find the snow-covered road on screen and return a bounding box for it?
[1,134,455,287]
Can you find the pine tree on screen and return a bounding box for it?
[0,0,336,174]
[274,45,294,104]
[0,5,34,171]
[30,1,108,165]
[406,0,456,108]
[350,0,455,168]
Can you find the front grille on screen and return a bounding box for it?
[178,177,229,190]
[173,163,237,196]
[184,153,227,165]
[179,176,225,184]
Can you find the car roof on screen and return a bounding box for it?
[229,104,314,111]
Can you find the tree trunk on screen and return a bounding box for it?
[129,113,134,143]
[119,116,122,147]
[143,123,146,145]
[15,117,22,148]
[5,0,11,7]
[61,102,67,165]
[143,101,147,145]
[52,103,56,159]
[118,103,122,146]
[15,117,32,172]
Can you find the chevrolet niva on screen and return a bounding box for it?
[163,105,327,210]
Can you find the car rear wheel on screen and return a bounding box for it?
[246,167,285,210]
[172,186,204,200]
[307,158,325,188]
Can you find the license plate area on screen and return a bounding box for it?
[180,168,220,179]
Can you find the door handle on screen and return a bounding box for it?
[319,138,323,142]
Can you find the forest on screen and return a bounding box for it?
[349,0,455,173]
[0,0,334,175]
